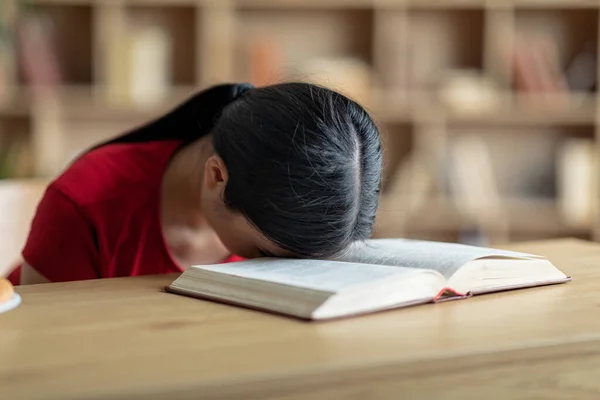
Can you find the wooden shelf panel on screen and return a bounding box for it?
[125,0,201,4]
[375,92,598,125]
[35,0,199,4]
[377,0,598,9]
[0,90,33,117]
[508,1,599,9]
[44,84,198,119]
[34,0,95,4]
[439,106,597,126]
[385,0,493,9]
[0,116,33,179]
[236,0,374,8]
[33,0,600,7]
[375,197,591,235]
[1,85,593,126]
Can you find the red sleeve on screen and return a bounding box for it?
[21,184,100,283]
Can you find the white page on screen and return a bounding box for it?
[335,239,541,278]
[192,258,432,293]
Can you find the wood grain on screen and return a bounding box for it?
[1,238,599,399]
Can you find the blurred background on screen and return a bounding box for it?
[0,0,599,274]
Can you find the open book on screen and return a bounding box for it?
[166,239,570,320]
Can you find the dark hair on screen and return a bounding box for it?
[100,82,382,258]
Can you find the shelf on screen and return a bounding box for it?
[383,0,599,7]
[375,92,598,125]
[508,1,599,9]
[32,0,600,7]
[0,117,32,138]
[441,100,597,126]
[4,0,600,243]
[0,83,595,128]
[402,0,492,9]
[375,196,591,236]
[0,84,200,122]
[0,116,33,179]
[1,84,595,126]
[125,0,201,4]
[236,0,374,8]
[33,0,94,4]
[35,0,198,4]
[0,90,32,116]
[50,85,199,119]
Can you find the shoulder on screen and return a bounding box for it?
[52,140,183,208]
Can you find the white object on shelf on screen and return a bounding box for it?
[438,70,501,115]
[296,57,373,107]
[557,138,596,228]
[129,25,172,107]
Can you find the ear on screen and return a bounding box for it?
[203,155,229,191]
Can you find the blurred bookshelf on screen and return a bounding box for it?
[0,0,599,245]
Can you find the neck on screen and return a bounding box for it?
[161,136,212,227]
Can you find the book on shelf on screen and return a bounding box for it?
[250,38,282,87]
[105,18,171,106]
[166,239,570,321]
[15,10,62,90]
[129,24,171,106]
[557,138,596,228]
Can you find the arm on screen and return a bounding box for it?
[21,185,100,284]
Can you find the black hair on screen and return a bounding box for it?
[100,82,382,258]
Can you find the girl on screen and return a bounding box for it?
[16,82,382,285]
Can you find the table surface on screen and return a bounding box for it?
[2,238,600,400]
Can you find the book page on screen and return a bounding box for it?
[192,258,437,293]
[335,239,541,279]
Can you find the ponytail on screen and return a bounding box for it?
[93,83,255,148]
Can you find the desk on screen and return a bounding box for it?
[1,238,599,399]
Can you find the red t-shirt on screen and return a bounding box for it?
[8,140,243,285]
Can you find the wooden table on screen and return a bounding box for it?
[1,238,599,399]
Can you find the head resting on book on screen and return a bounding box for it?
[99,82,383,259]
